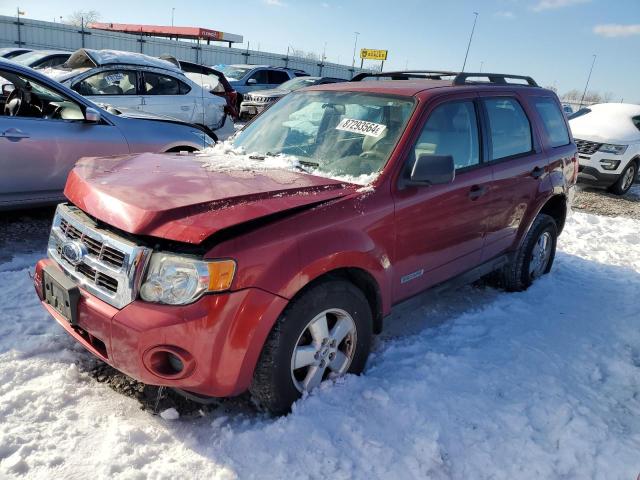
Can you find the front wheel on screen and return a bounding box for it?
[250,280,372,415]
[608,161,637,195]
[501,213,558,292]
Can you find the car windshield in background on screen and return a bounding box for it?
[11,51,56,66]
[278,77,319,91]
[232,91,415,181]
[568,108,591,120]
[218,65,252,81]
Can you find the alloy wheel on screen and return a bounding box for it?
[529,231,552,279]
[290,308,357,393]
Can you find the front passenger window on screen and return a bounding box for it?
[74,71,138,96]
[414,101,480,170]
[249,70,269,84]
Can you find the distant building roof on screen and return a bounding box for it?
[88,22,243,44]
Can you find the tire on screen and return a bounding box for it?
[250,280,373,415]
[501,214,558,292]
[608,161,637,196]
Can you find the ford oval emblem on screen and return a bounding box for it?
[61,241,87,266]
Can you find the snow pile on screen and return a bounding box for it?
[196,141,379,186]
[0,212,639,479]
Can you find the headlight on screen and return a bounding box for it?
[191,130,216,148]
[140,253,236,305]
[598,144,628,155]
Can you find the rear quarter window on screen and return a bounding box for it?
[532,97,570,147]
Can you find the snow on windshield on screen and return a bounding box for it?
[196,141,379,186]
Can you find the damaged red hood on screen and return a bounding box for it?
[64,152,354,244]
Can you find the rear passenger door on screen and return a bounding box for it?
[140,71,195,121]
[479,93,550,261]
[392,95,494,302]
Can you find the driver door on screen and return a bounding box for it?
[0,68,129,208]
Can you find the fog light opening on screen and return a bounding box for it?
[144,347,194,379]
[600,159,620,171]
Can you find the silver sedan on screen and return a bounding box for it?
[0,59,215,210]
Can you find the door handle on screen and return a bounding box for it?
[530,166,545,179]
[181,105,190,111]
[1,129,30,140]
[468,185,487,200]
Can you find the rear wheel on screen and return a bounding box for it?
[608,161,637,195]
[501,214,558,292]
[250,280,372,415]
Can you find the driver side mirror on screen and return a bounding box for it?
[247,78,257,85]
[2,84,15,96]
[408,154,455,186]
[84,107,101,123]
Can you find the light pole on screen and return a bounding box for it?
[461,12,479,72]
[351,31,360,69]
[479,61,484,72]
[171,8,175,27]
[579,54,597,109]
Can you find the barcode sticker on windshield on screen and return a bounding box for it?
[336,118,387,137]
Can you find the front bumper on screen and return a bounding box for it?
[34,259,288,397]
[576,151,629,187]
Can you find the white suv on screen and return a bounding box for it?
[46,49,233,139]
[569,103,640,195]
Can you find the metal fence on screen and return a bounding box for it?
[0,15,368,79]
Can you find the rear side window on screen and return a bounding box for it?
[483,98,532,160]
[269,70,290,84]
[533,97,570,147]
[633,116,640,132]
[144,72,190,95]
[414,101,480,170]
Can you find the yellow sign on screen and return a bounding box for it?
[360,48,388,61]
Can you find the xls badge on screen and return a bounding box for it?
[60,241,87,266]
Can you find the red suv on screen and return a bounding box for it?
[34,71,577,415]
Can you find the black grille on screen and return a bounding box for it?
[59,219,126,268]
[575,138,602,156]
[76,262,118,294]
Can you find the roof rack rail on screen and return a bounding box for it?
[351,70,539,87]
[351,70,458,81]
[453,72,538,87]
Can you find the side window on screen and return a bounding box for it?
[414,101,480,170]
[483,97,532,160]
[249,70,269,84]
[1,69,84,121]
[144,72,181,95]
[532,97,570,147]
[268,70,290,85]
[632,116,640,132]
[74,70,138,96]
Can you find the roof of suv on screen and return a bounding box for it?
[306,71,544,97]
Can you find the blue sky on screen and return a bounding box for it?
[2,0,639,101]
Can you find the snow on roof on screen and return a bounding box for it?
[569,103,640,144]
[64,49,182,74]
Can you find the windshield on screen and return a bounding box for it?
[232,90,415,184]
[278,77,319,91]
[568,108,591,120]
[218,65,252,81]
[10,51,46,66]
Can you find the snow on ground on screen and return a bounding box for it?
[1,212,640,479]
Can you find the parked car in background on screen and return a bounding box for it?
[0,59,215,209]
[11,49,71,69]
[44,49,232,139]
[217,64,308,110]
[569,103,640,195]
[160,56,238,120]
[240,76,347,119]
[0,47,33,59]
[34,70,576,415]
